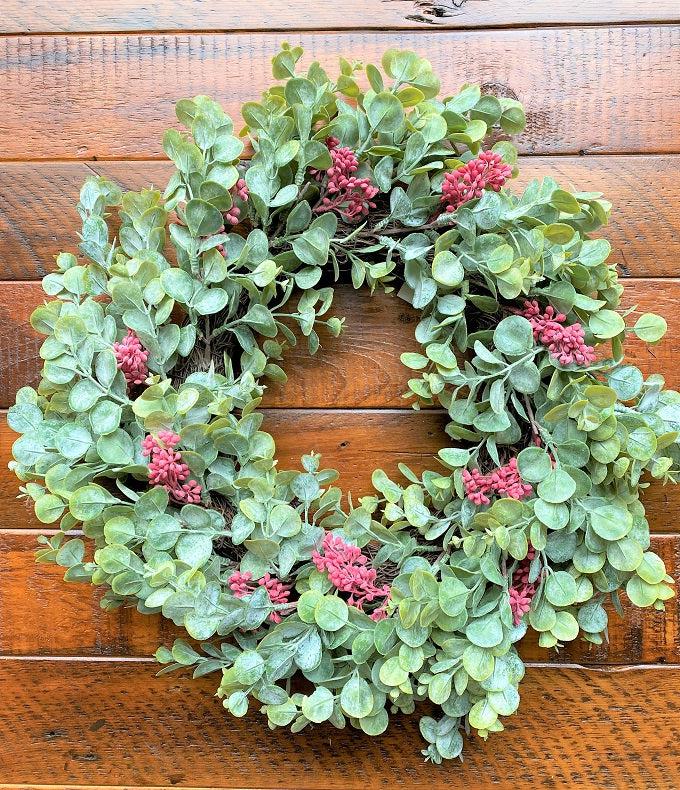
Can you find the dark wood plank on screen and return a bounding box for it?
[0,28,679,159]
[0,659,678,788]
[3,156,680,281]
[1,530,676,663]
[3,0,679,33]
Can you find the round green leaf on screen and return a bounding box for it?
[634,313,667,343]
[493,315,534,356]
[314,595,349,632]
[545,571,577,607]
[301,686,335,723]
[517,446,552,483]
[590,505,632,541]
[340,673,374,719]
[432,251,464,287]
[537,469,576,503]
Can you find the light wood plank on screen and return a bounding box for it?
[0,28,679,159]
[0,659,678,788]
[2,0,679,34]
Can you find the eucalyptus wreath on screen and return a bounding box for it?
[9,45,677,763]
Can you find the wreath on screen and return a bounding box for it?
[9,45,678,763]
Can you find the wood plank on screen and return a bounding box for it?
[0,531,181,657]
[1,530,676,663]
[2,278,680,530]
[3,406,678,533]
[2,281,680,410]
[0,659,678,788]
[3,1,679,34]
[3,156,680,281]
[0,28,679,159]
[0,409,451,530]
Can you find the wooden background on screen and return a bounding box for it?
[1,2,680,788]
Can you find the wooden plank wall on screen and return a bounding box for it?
[0,3,679,788]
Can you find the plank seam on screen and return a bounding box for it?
[0,655,677,671]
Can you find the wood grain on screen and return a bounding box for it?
[2,407,679,533]
[0,409,452,530]
[3,156,680,281]
[0,659,678,788]
[2,279,680,529]
[0,28,679,159]
[1,281,679,410]
[3,1,679,34]
[1,530,677,663]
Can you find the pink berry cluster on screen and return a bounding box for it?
[315,138,379,221]
[462,458,533,506]
[312,532,390,621]
[227,570,292,623]
[141,430,202,504]
[223,178,249,226]
[508,547,538,626]
[112,329,149,387]
[521,300,596,366]
[440,150,512,213]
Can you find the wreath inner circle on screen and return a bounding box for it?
[8,45,678,763]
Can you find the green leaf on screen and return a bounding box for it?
[589,310,625,340]
[34,494,65,524]
[550,189,581,214]
[69,484,118,521]
[367,91,404,133]
[292,227,330,266]
[633,313,667,343]
[56,425,93,460]
[590,505,632,541]
[627,427,657,461]
[465,614,503,648]
[96,429,134,465]
[56,538,85,568]
[379,655,409,687]
[606,537,643,572]
[517,447,552,483]
[185,199,224,237]
[438,576,468,617]
[625,576,659,608]
[468,699,498,730]
[431,251,464,287]
[493,316,534,356]
[340,673,374,719]
[637,552,667,585]
[176,533,213,567]
[607,365,643,401]
[537,469,576,504]
[301,686,335,723]
[314,595,349,632]
[161,268,195,303]
[545,571,577,607]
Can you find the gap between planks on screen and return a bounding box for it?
[0,655,676,672]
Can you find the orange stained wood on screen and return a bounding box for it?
[0,4,679,788]
[0,27,679,160]
[1,660,679,788]
[2,156,680,281]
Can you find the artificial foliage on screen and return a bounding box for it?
[9,45,678,762]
